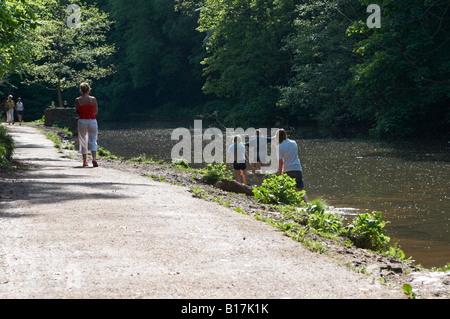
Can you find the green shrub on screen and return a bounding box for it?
[308,210,342,234]
[0,126,15,167]
[98,147,120,159]
[130,153,164,164]
[202,163,228,185]
[130,153,148,163]
[384,243,406,261]
[172,158,190,169]
[431,263,450,272]
[33,115,45,124]
[253,174,305,206]
[344,211,391,252]
[98,147,112,157]
[307,198,328,212]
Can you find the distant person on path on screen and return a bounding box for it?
[75,82,99,167]
[16,97,24,125]
[276,129,308,204]
[227,135,249,185]
[5,95,15,125]
[245,129,272,185]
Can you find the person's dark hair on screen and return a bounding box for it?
[80,82,91,94]
[278,129,287,144]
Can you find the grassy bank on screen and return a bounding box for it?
[0,125,15,168]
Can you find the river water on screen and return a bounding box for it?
[97,122,449,268]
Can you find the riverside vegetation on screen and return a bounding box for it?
[7,122,450,298]
[0,125,15,168]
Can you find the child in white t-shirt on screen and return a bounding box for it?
[227,135,249,185]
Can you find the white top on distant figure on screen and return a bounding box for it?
[228,143,246,163]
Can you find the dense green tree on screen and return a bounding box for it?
[104,0,207,120]
[347,0,450,138]
[2,0,447,138]
[23,0,115,108]
[279,0,368,127]
[277,0,449,138]
[0,0,37,82]
[194,0,301,127]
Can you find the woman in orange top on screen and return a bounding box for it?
[75,82,99,167]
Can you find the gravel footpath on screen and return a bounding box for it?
[0,124,408,299]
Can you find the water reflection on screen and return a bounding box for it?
[299,139,450,268]
[97,122,450,268]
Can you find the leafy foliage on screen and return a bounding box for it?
[2,0,448,139]
[346,0,450,138]
[344,211,391,251]
[172,158,190,169]
[194,0,302,127]
[0,0,38,79]
[103,0,207,120]
[287,198,342,235]
[279,0,369,126]
[0,125,14,167]
[24,0,115,107]
[253,174,305,206]
[202,162,229,185]
[308,210,342,234]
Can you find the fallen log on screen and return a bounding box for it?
[215,179,254,196]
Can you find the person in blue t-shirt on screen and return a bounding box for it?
[277,129,308,204]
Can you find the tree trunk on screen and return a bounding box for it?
[57,80,63,108]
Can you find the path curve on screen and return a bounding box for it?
[0,124,404,299]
